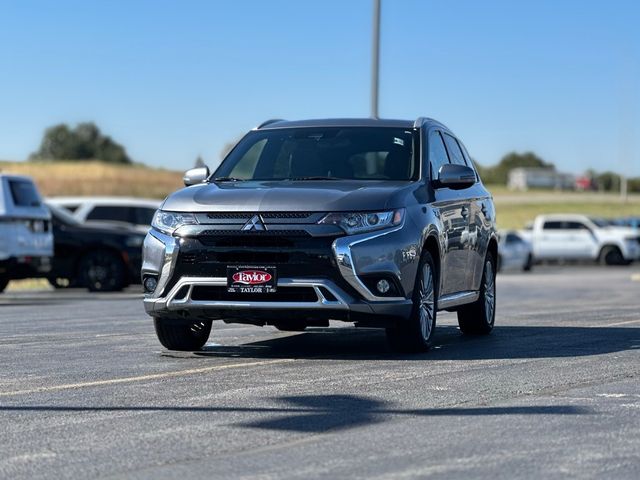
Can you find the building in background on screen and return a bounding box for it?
[507,168,575,191]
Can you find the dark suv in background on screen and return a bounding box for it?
[143,118,497,352]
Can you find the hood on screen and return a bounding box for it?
[161,180,415,213]
[598,226,639,238]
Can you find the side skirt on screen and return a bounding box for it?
[438,290,480,311]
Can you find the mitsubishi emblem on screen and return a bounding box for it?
[241,215,266,231]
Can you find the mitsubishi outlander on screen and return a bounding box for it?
[142,118,497,352]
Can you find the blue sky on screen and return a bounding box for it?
[1,0,639,175]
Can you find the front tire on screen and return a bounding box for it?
[154,318,212,351]
[386,251,437,353]
[458,252,496,335]
[78,250,126,292]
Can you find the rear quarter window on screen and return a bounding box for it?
[8,180,41,207]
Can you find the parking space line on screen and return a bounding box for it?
[0,358,294,398]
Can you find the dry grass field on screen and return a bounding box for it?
[0,160,183,199]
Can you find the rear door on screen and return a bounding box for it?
[534,221,595,259]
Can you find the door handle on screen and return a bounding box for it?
[461,206,468,218]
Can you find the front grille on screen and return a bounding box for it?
[260,212,314,219]
[204,213,253,220]
[203,212,314,220]
[166,234,358,299]
[191,286,318,302]
[198,231,310,246]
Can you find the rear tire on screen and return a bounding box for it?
[458,252,496,335]
[154,318,212,351]
[78,250,126,292]
[386,251,437,353]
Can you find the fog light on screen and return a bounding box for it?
[376,279,390,294]
[143,276,158,293]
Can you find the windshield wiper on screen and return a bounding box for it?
[211,176,245,182]
[287,176,342,181]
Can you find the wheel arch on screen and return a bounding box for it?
[487,235,499,267]
[422,234,441,293]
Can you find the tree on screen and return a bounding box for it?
[194,155,206,168]
[31,122,132,164]
[477,151,553,185]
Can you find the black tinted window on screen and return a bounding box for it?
[543,221,563,230]
[9,180,41,207]
[134,207,156,225]
[86,206,132,223]
[216,127,419,181]
[505,233,522,243]
[428,131,450,179]
[442,134,467,166]
[566,222,588,230]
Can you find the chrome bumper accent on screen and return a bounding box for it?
[331,224,406,302]
[142,229,179,299]
[144,277,352,315]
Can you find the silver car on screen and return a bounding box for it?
[142,118,498,352]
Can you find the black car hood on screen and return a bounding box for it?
[162,180,415,212]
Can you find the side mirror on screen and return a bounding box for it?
[183,166,210,186]
[434,164,476,190]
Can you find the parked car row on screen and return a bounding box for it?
[1,173,155,293]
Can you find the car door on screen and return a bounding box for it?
[535,220,591,259]
[564,221,597,258]
[428,130,470,296]
[455,136,491,291]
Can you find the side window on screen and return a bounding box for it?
[428,131,450,179]
[505,233,522,244]
[457,139,479,179]
[86,206,132,223]
[543,221,563,230]
[134,207,156,225]
[566,222,589,231]
[442,133,467,166]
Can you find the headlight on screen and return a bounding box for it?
[151,210,198,235]
[319,209,404,235]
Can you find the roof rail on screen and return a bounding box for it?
[413,117,427,128]
[256,119,285,129]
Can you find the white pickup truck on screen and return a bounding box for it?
[521,214,640,265]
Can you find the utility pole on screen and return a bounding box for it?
[371,0,381,118]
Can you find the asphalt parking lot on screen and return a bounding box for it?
[1,266,639,479]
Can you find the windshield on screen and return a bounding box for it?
[589,217,611,228]
[214,127,419,181]
[9,179,41,207]
[46,202,80,226]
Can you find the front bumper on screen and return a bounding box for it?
[142,222,420,325]
[0,256,52,279]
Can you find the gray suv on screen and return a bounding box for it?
[143,118,497,352]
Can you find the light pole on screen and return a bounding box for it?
[371,0,381,118]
